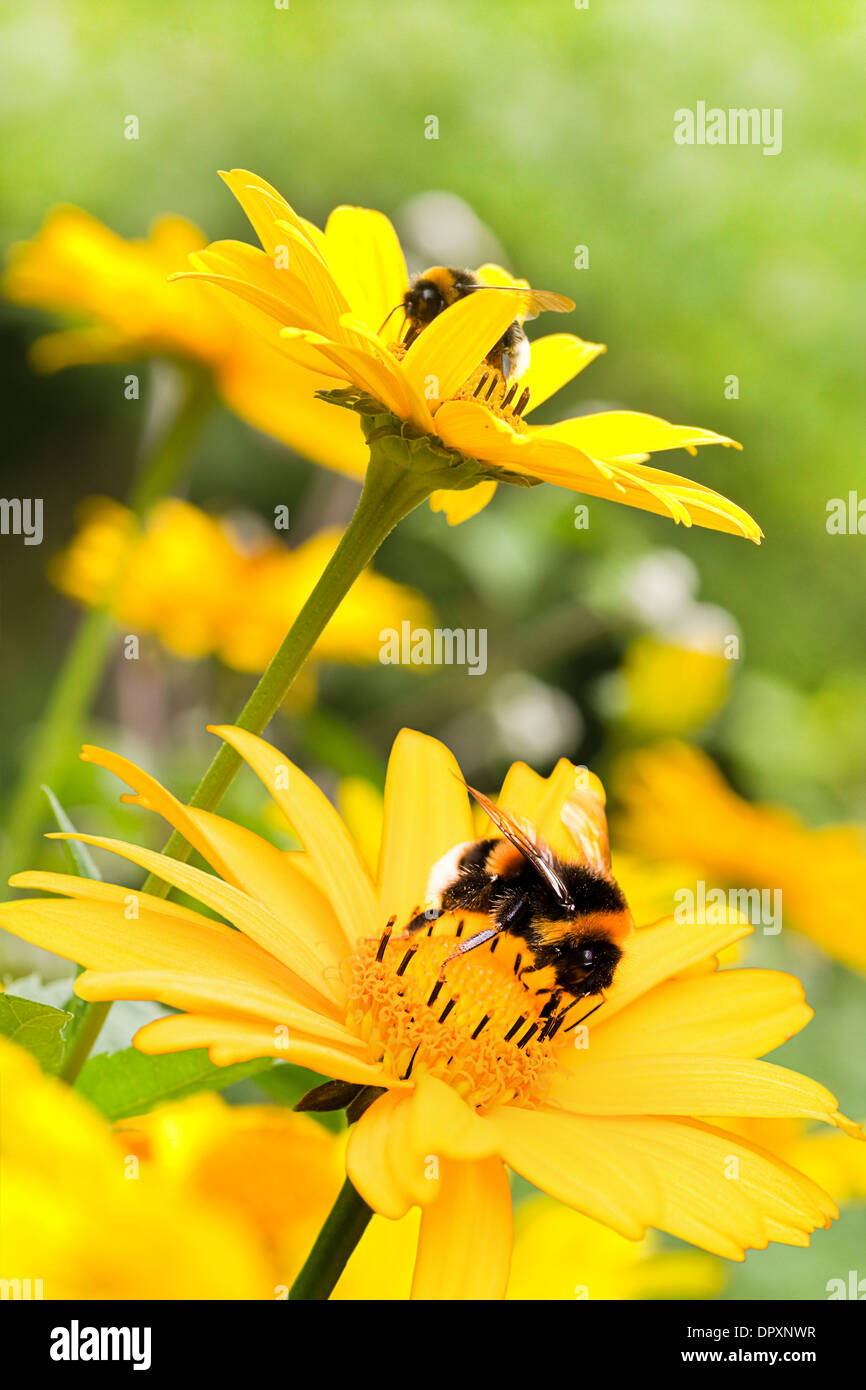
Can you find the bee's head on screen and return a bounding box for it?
[541,864,631,998]
[557,933,623,1000]
[403,276,447,325]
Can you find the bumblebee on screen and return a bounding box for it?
[387,267,574,414]
[407,780,633,1011]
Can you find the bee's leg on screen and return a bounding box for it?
[439,924,503,975]
[405,905,443,934]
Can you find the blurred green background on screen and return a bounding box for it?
[1,0,864,1300]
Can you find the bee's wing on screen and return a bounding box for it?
[519,288,576,319]
[470,281,575,321]
[561,785,611,875]
[458,778,572,905]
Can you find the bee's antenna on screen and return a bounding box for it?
[377,301,405,335]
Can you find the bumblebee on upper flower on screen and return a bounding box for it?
[175,170,762,535]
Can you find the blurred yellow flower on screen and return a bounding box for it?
[116,1092,346,1291]
[618,635,731,738]
[0,1036,270,1298]
[615,741,866,972]
[2,206,367,479]
[178,169,761,537]
[505,1197,723,1301]
[50,495,431,684]
[1,727,860,1300]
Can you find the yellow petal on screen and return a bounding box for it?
[346,1090,417,1220]
[218,169,327,261]
[411,1157,512,1299]
[75,969,362,1048]
[489,1104,650,1240]
[531,449,762,541]
[333,316,436,431]
[377,729,474,926]
[491,1107,836,1258]
[521,334,606,414]
[405,1073,500,1164]
[538,411,740,458]
[280,327,422,426]
[491,757,609,867]
[0,895,319,1008]
[46,831,344,1008]
[323,206,408,333]
[546,1052,845,1123]
[428,480,497,524]
[209,725,380,946]
[182,243,322,332]
[186,807,348,963]
[133,1013,396,1081]
[598,914,753,1023]
[434,397,590,474]
[402,290,518,405]
[583,970,812,1062]
[435,403,761,541]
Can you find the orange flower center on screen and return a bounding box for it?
[344,919,560,1110]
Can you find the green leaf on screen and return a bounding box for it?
[75,1046,277,1121]
[42,784,101,881]
[0,994,72,1073]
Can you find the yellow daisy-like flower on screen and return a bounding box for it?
[175,169,762,536]
[614,740,866,973]
[1,728,859,1299]
[2,206,367,479]
[50,495,431,675]
[0,1036,270,1298]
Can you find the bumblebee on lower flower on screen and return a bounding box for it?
[0,725,859,1299]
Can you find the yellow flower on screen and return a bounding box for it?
[618,635,731,737]
[116,1092,347,1291]
[177,169,762,536]
[2,206,367,479]
[50,495,431,678]
[505,1197,724,1301]
[1,728,859,1299]
[0,1036,270,1298]
[614,740,866,973]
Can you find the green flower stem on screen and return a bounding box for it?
[0,368,214,904]
[60,989,113,1085]
[289,1177,374,1300]
[139,445,437,898]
